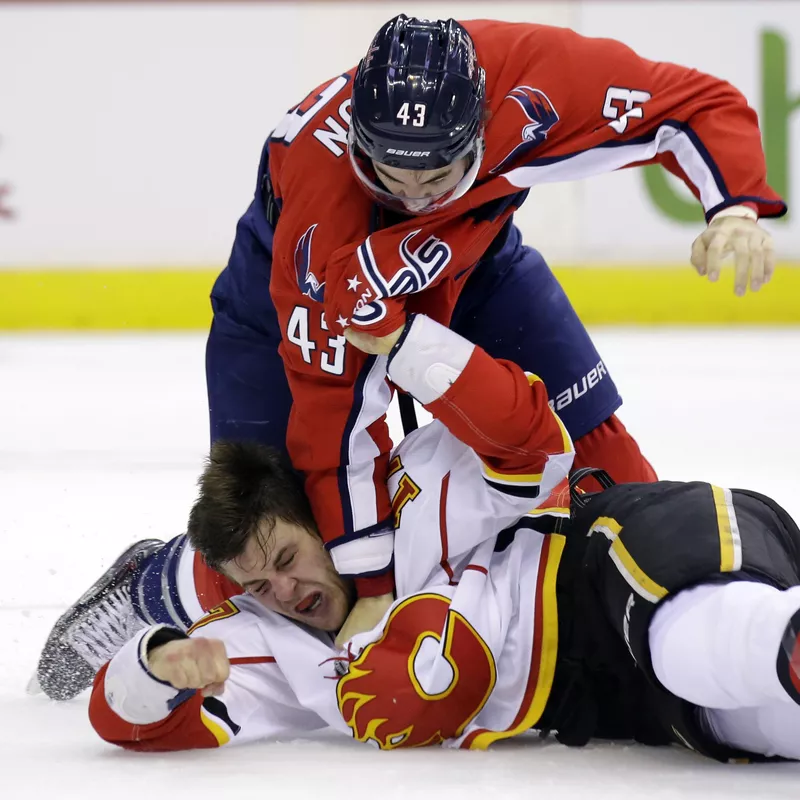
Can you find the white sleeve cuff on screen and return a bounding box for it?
[102,626,185,725]
[328,528,395,578]
[710,204,758,223]
[387,314,475,405]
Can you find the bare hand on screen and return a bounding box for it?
[148,637,231,698]
[344,323,405,356]
[334,593,394,649]
[690,216,775,295]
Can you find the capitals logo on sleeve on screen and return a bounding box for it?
[491,87,560,174]
[295,223,325,302]
[348,231,452,327]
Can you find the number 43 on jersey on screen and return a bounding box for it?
[286,307,347,376]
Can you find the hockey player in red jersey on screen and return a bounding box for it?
[148,15,788,644]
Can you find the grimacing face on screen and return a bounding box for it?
[370,158,468,211]
[222,519,354,633]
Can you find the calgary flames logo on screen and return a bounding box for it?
[337,593,497,749]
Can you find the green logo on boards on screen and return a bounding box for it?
[644,29,797,223]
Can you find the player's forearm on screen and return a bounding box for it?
[642,71,780,219]
[88,626,220,751]
[616,57,784,218]
[278,311,397,597]
[533,27,785,219]
[388,314,574,469]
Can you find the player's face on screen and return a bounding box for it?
[223,520,354,633]
[371,158,468,213]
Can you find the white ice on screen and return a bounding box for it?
[2,330,799,798]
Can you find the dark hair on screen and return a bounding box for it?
[187,441,316,572]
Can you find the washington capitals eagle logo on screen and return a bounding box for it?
[295,223,325,302]
[491,86,559,174]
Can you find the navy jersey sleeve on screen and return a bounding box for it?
[206,142,293,452]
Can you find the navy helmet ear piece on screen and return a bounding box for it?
[348,15,487,215]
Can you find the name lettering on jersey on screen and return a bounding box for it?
[337,594,497,749]
[294,223,325,302]
[312,99,352,157]
[491,86,560,174]
[271,75,350,147]
[602,87,652,134]
[354,286,374,310]
[548,359,608,413]
[347,285,387,327]
[350,298,387,326]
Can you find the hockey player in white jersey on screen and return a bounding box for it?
[38,314,800,761]
[86,312,576,750]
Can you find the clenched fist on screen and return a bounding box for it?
[148,637,231,698]
[690,214,775,296]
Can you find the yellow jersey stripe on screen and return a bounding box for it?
[466,534,565,749]
[589,516,623,539]
[526,373,573,457]
[200,707,231,746]
[591,515,666,603]
[551,410,574,456]
[525,506,570,518]
[609,536,668,603]
[481,461,543,485]
[711,485,743,573]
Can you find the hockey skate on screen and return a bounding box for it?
[30,539,164,701]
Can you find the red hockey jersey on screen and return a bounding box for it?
[267,20,785,596]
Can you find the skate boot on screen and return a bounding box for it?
[31,539,164,701]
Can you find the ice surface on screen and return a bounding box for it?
[2,330,799,798]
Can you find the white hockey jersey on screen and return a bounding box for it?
[89,315,574,751]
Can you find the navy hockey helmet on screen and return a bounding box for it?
[348,15,487,214]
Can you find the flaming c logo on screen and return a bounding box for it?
[337,593,497,749]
